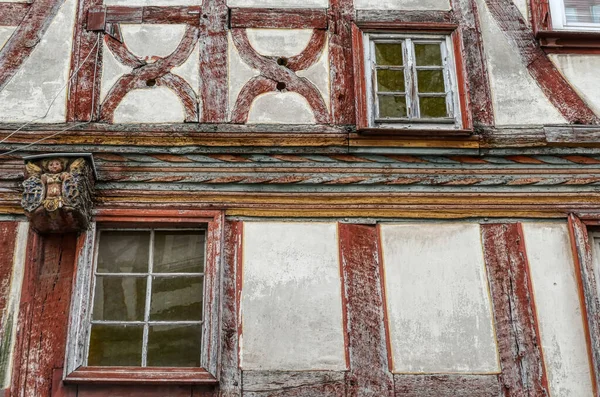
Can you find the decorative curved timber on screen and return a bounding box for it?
[21,154,96,233]
[230,29,330,124]
[99,25,200,122]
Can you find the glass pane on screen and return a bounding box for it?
[147,324,202,367]
[564,0,600,24]
[88,324,143,366]
[378,95,407,118]
[417,70,446,93]
[419,96,448,118]
[150,276,203,321]
[414,43,443,66]
[375,43,403,66]
[97,231,150,273]
[376,69,405,92]
[92,276,146,321]
[153,231,205,274]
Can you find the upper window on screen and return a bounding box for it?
[549,0,600,30]
[89,229,205,367]
[362,33,463,130]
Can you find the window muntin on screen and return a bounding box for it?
[87,229,206,368]
[365,33,461,129]
[550,0,600,30]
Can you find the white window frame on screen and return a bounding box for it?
[64,210,223,384]
[363,32,462,130]
[550,0,600,30]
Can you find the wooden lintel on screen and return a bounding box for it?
[229,8,328,29]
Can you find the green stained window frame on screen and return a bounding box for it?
[364,32,462,129]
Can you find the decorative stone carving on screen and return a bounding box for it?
[21,154,96,233]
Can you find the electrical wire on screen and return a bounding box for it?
[0,35,101,151]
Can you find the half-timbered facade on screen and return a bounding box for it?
[1,0,600,396]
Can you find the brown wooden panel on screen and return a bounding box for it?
[568,214,600,396]
[230,8,328,29]
[394,375,500,397]
[10,232,78,397]
[0,222,18,385]
[242,371,345,397]
[481,223,550,396]
[329,0,355,124]
[77,385,192,396]
[338,223,393,397]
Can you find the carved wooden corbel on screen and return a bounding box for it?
[21,154,96,233]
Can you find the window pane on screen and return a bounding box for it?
[153,231,205,273]
[419,96,448,118]
[375,43,403,66]
[92,276,146,321]
[97,231,150,273]
[564,0,600,24]
[414,43,443,66]
[150,276,203,321]
[88,324,143,366]
[417,70,446,93]
[147,325,202,367]
[377,69,405,92]
[378,95,407,118]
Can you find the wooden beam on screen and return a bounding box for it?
[568,214,600,397]
[0,3,30,26]
[338,223,393,397]
[481,223,550,395]
[394,375,500,396]
[230,8,328,29]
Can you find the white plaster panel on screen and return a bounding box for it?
[477,0,566,125]
[297,39,330,110]
[100,44,132,103]
[513,0,530,23]
[112,87,186,123]
[0,27,16,51]
[550,54,600,117]
[121,24,186,60]
[228,33,260,118]
[240,222,346,371]
[380,223,500,374]
[246,29,313,57]
[105,0,200,5]
[1,223,29,389]
[522,223,594,397]
[172,41,200,96]
[228,0,328,8]
[247,92,316,124]
[0,0,77,123]
[354,0,450,10]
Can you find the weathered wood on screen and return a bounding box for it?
[454,0,495,125]
[77,385,192,396]
[242,371,346,397]
[230,8,328,29]
[568,214,600,396]
[67,0,103,122]
[0,3,30,26]
[0,222,18,389]
[0,0,66,92]
[393,375,501,396]
[338,223,393,397]
[230,29,329,124]
[484,0,600,124]
[10,232,78,397]
[481,223,550,396]
[355,10,455,25]
[218,221,242,397]
[51,368,76,397]
[64,367,217,385]
[329,0,355,124]
[200,0,228,123]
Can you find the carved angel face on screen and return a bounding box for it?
[47,159,64,173]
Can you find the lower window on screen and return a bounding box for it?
[88,229,206,367]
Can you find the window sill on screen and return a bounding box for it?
[357,126,474,138]
[64,367,218,385]
[537,30,600,53]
